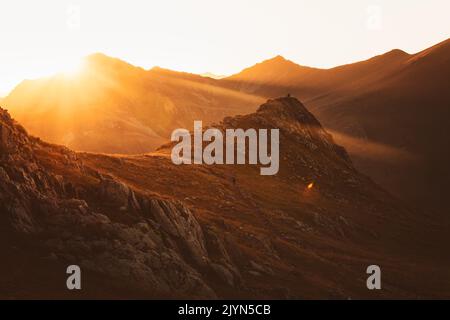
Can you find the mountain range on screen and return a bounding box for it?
[223,39,450,215]
[2,53,259,154]
[2,39,449,216]
[1,97,449,298]
[1,39,450,299]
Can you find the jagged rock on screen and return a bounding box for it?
[249,260,274,275]
[210,263,235,287]
[0,166,10,181]
[99,176,130,208]
[8,202,38,234]
[0,123,13,153]
[0,108,217,298]
[148,199,209,266]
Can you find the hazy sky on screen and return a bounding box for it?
[0,0,449,95]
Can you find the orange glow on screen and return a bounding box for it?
[1,1,450,95]
[59,58,85,77]
[307,182,314,189]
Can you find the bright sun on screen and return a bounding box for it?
[59,57,85,77]
[37,56,85,79]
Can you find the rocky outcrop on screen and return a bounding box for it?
[223,97,352,164]
[0,107,239,298]
[147,199,208,266]
[1,96,444,299]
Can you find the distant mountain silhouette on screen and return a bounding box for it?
[3,39,450,216]
[2,53,259,154]
[223,49,411,99]
[223,38,450,215]
[201,72,226,79]
[1,98,449,298]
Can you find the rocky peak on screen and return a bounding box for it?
[221,97,352,164]
[0,108,30,155]
[257,96,322,126]
[267,55,288,63]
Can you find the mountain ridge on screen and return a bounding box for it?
[2,97,449,298]
[222,38,450,215]
[2,38,450,215]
